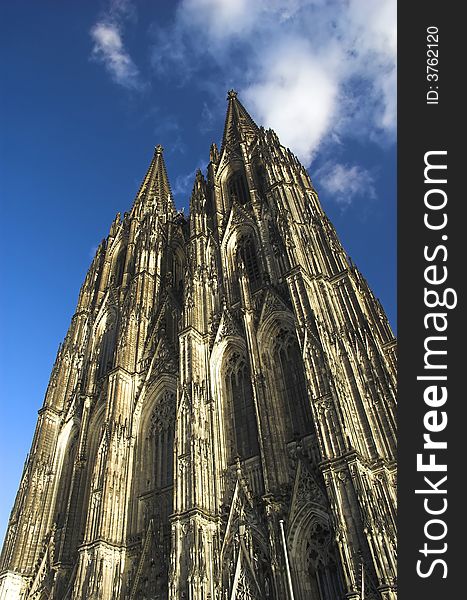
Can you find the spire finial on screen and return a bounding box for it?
[220,90,258,154]
[210,142,219,164]
[155,144,164,155]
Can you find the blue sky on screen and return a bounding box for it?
[0,0,396,543]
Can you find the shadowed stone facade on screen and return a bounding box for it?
[0,91,397,600]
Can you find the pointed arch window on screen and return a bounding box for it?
[149,391,176,490]
[97,312,117,378]
[225,353,259,460]
[273,329,312,441]
[227,170,249,205]
[132,389,175,597]
[54,435,78,527]
[173,255,183,294]
[236,235,261,292]
[114,248,126,287]
[296,517,344,599]
[255,164,268,198]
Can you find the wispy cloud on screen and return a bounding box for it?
[151,0,396,166]
[171,160,206,205]
[152,116,186,154]
[90,23,142,90]
[106,0,137,23]
[243,38,339,165]
[199,101,216,134]
[314,162,377,208]
[90,0,144,90]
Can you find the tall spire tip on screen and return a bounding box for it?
[227,89,238,100]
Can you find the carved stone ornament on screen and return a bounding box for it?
[0,90,397,600]
[151,391,176,432]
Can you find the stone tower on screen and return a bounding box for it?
[0,91,397,600]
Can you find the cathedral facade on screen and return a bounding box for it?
[0,91,397,600]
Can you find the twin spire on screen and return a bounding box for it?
[134,91,259,216]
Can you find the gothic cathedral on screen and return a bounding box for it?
[0,91,397,600]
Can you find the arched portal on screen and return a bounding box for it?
[289,508,343,600]
[129,382,176,598]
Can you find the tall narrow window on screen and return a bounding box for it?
[54,437,77,527]
[134,390,175,599]
[300,519,343,600]
[150,391,176,490]
[97,312,117,378]
[237,236,261,291]
[255,164,268,198]
[227,171,249,205]
[225,353,259,460]
[114,249,126,287]
[172,253,184,305]
[274,330,312,441]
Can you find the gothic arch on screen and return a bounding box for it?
[211,337,254,473]
[169,240,185,300]
[222,207,257,253]
[222,518,274,599]
[79,402,107,544]
[212,339,260,468]
[52,420,79,528]
[223,222,263,302]
[107,237,128,288]
[93,305,118,379]
[267,217,290,275]
[114,247,126,288]
[288,506,343,600]
[127,377,176,599]
[258,314,313,444]
[226,169,249,205]
[252,160,268,197]
[130,375,177,536]
[219,160,249,211]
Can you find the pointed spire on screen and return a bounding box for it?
[209,142,219,164]
[220,90,259,155]
[189,169,207,215]
[131,144,175,217]
[108,212,121,238]
[193,168,205,188]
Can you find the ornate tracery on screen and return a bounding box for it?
[0,90,397,600]
[292,514,343,600]
[149,390,176,491]
[224,352,259,461]
[227,170,249,206]
[271,327,312,441]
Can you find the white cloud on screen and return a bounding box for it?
[346,0,396,58]
[243,39,339,165]
[171,160,206,201]
[154,0,396,167]
[315,162,377,207]
[90,0,144,90]
[90,22,142,90]
[178,0,310,43]
[199,102,216,134]
[180,0,257,40]
[107,0,137,23]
